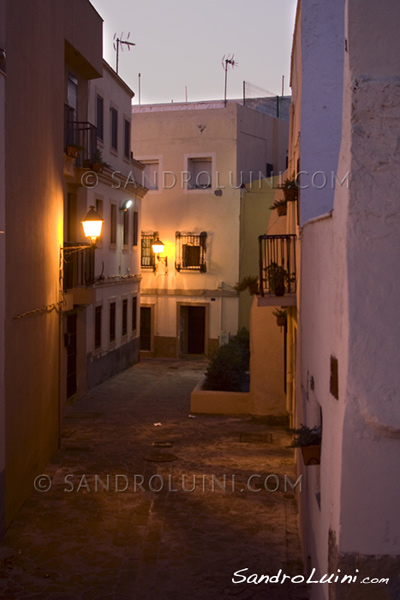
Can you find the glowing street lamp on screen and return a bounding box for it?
[81,206,104,244]
[151,237,165,254]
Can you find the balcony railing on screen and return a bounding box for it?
[259,234,297,297]
[62,243,95,292]
[64,105,97,167]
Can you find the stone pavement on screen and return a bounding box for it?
[0,359,309,600]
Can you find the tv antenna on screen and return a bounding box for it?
[113,32,135,74]
[221,54,238,107]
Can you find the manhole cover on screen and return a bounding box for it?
[239,432,273,444]
[143,453,178,462]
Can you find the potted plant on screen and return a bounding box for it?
[272,308,287,327]
[234,275,259,295]
[92,149,110,172]
[269,198,287,217]
[287,424,321,465]
[66,144,84,159]
[278,178,298,202]
[264,262,295,296]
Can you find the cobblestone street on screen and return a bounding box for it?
[0,359,308,600]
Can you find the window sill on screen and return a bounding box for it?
[109,243,117,251]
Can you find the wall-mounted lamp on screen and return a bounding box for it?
[151,237,168,268]
[120,199,133,211]
[81,205,104,245]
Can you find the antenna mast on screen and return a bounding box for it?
[113,32,135,74]
[221,54,238,107]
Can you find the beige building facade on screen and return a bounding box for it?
[132,100,289,358]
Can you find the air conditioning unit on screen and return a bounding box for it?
[219,331,230,347]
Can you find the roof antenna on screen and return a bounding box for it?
[113,32,135,74]
[221,54,238,107]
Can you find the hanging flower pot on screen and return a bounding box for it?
[300,445,321,466]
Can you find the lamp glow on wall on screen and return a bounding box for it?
[81,205,104,245]
[151,236,168,269]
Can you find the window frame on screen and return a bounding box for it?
[183,153,216,192]
[124,118,130,159]
[122,298,128,337]
[175,231,207,272]
[96,94,104,141]
[110,203,117,246]
[94,304,102,350]
[141,233,156,269]
[110,106,118,151]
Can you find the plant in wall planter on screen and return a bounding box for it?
[264,262,295,296]
[269,198,288,217]
[287,424,322,466]
[234,275,259,295]
[278,177,298,202]
[272,308,287,327]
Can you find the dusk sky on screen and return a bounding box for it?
[90,0,298,104]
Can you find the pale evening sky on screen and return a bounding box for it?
[90,0,298,105]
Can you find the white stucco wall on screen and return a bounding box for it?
[297,0,400,593]
[299,0,345,224]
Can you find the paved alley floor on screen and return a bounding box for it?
[0,359,308,600]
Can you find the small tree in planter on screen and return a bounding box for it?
[287,424,321,465]
[264,262,295,296]
[234,275,259,295]
[278,178,298,202]
[91,149,110,172]
[272,308,287,327]
[269,198,287,217]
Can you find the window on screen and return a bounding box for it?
[96,199,103,242]
[132,211,138,247]
[110,107,118,150]
[94,305,102,349]
[266,163,274,177]
[110,204,117,245]
[109,302,116,343]
[123,210,129,246]
[141,161,159,190]
[132,297,137,332]
[124,119,130,158]
[141,233,156,269]
[122,299,128,336]
[187,158,212,189]
[175,232,207,272]
[96,95,104,141]
[67,73,78,121]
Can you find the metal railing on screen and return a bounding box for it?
[62,243,95,292]
[259,234,297,296]
[64,104,97,167]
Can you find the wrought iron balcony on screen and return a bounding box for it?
[258,234,297,297]
[62,243,95,292]
[64,104,97,167]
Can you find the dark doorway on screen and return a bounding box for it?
[180,305,206,355]
[140,306,152,351]
[66,314,77,399]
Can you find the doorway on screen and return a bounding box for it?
[140,306,152,352]
[179,305,206,355]
[65,314,77,399]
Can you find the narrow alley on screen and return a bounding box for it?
[0,360,308,600]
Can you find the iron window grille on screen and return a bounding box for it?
[175,232,207,272]
[141,233,156,269]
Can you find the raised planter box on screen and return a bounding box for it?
[190,376,254,415]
